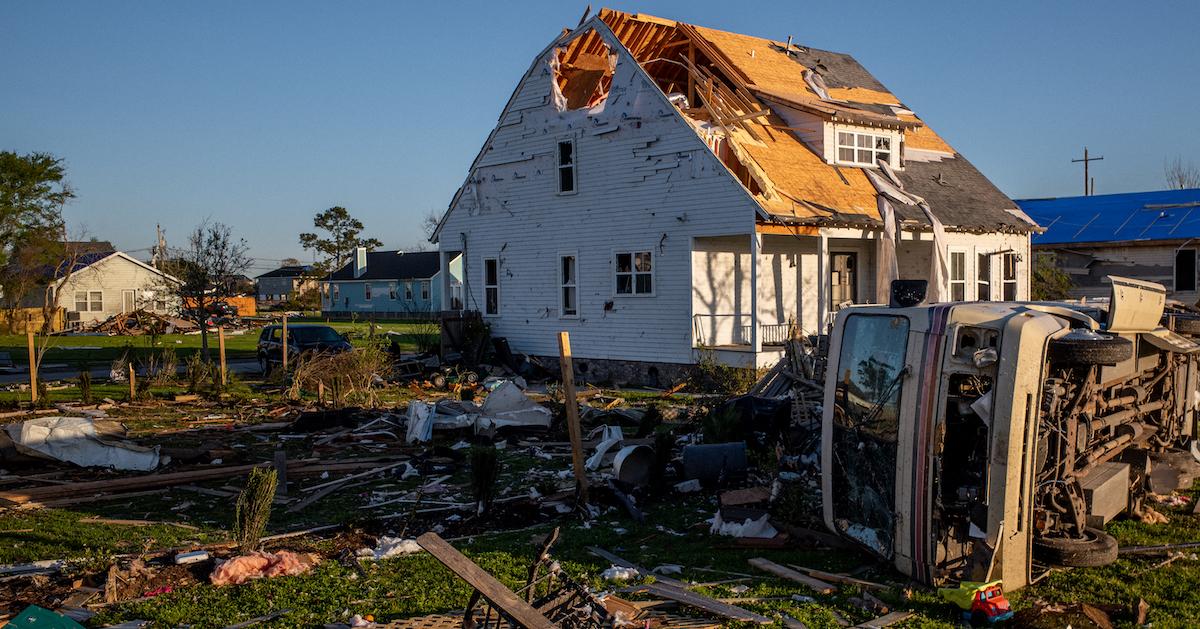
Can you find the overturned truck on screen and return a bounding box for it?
[821,276,1200,590]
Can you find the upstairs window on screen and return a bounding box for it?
[1002,253,1019,301]
[977,252,992,301]
[484,258,500,315]
[615,251,653,295]
[1176,249,1197,292]
[557,139,576,194]
[836,131,892,167]
[560,254,578,317]
[949,249,967,301]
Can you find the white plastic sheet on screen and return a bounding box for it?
[5,416,159,471]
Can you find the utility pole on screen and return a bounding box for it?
[1072,147,1104,196]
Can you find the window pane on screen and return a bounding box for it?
[562,286,576,314]
[952,284,965,301]
[634,252,651,272]
[561,256,575,284]
[876,152,890,164]
[977,254,991,281]
[858,149,872,163]
[616,275,632,294]
[616,253,631,273]
[1003,283,1017,301]
[485,259,498,285]
[1003,255,1017,280]
[875,136,891,150]
[951,252,965,281]
[558,141,573,166]
[485,287,498,314]
[838,132,852,146]
[635,273,652,294]
[838,147,855,162]
[857,134,872,148]
[558,166,574,193]
[1176,249,1197,292]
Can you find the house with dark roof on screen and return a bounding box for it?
[1018,188,1200,302]
[321,248,462,317]
[255,265,316,304]
[431,9,1038,377]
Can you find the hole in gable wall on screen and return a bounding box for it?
[553,31,615,111]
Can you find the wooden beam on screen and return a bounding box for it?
[747,558,836,594]
[639,582,774,624]
[721,108,771,125]
[416,533,555,629]
[755,223,819,236]
[557,332,589,505]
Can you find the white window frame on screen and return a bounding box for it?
[483,257,500,316]
[556,138,577,195]
[388,282,397,300]
[976,251,993,301]
[74,290,88,312]
[421,280,431,301]
[613,250,654,297]
[835,129,894,168]
[559,252,578,318]
[404,282,413,301]
[88,290,103,312]
[1175,248,1198,292]
[1002,253,1019,301]
[364,283,372,301]
[948,247,968,302]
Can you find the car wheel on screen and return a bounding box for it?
[1169,314,1200,336]
[1032,528,1118,567]
[1048,329,1133,366]
[465,371,479,384]
[259,355,271,376]
[431,374,447,388]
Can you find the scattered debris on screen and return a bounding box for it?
[209,551,319,586]
[4,416,160,471]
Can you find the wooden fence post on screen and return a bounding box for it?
[281,315,289,371]
[26,317,37,404]
[556,331,588,505]
[218,326,227,386]
[128,363,136,400]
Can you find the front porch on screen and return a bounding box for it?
[691,227,934,368]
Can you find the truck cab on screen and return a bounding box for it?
[820,277,1200,589]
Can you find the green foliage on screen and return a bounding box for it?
[78,368,93,404]
[184,351,213,393]
[1032,252,1074,301]
[694,350,758,395]
[160,220,251,357]
[701,403,742,444]
[635,403,664,437]
[235,467,278,554]
[469,445,500,514]
[299,206,383,277]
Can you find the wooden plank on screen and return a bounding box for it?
[557,332,588,504]
[748,558,835,594]
[26,325,37,404]
[785,564,888,592]
[855,611,912,628]
[640,582,774,624]
[415,533,554,629]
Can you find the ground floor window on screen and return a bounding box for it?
[977,252,992,301]
[1175,248,1197,292]
[949,249,967,301]
[74,290,103,312]
[405,282,413,301]
[484,258,499,315]
[421,280,431,301]
[560,254,577,317]
[365,284,372,301]
[1002,253,1019,301]
[615,251,652,295]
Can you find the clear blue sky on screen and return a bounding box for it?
[3,1,1198,272]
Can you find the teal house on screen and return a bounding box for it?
[321,248,461,317]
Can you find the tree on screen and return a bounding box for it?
[0,151,75,333]
[163,221,251,359]
[1165,156,1200,190]
[299,207,382,276]
[1031,252,1074,301]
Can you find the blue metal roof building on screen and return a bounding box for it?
[1017,188,1200,246]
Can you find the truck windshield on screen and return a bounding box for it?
[830,314,909,558]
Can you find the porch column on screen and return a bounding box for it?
[438,250,449,312]
[816,231,829,332]
[750,232,761,354]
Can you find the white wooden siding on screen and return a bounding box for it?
[56,255,177,324]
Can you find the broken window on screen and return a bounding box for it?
[484,258,499,315]
[1002,254,1018,301]
[1175,248,1197,292]
[830,314,909,558]
[836,131,892,167]
[615,251,652,295]
[557,140,576,194]
[977,253,992,301]
[560,254,578,317]
[949,249,967,301]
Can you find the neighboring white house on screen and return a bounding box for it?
[432,9,1039,381]
[50,250,181,325]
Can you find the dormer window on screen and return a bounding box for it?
[836,131,892,167]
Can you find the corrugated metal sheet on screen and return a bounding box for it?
[1020,188,1200,245]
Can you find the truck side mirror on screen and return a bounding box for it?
[890,279,927,308]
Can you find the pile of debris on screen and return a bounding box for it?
[82,309,197,336]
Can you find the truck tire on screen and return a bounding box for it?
[1033,528,1118,567]
[1170,315,1200,336]
[1048,330,1132,366]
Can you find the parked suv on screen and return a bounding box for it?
[821,276,1200,591]
[256,324,352,373]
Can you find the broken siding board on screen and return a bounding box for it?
[747,558,835,594]
[638,582,774,624]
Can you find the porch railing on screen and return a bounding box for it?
[693,315,796,348]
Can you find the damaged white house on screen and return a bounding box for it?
[432,9,1039,381]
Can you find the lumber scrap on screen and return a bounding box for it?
[638,582,774,625]
[855,611,912,628]
[786,563,889,592]
[416,532,554,629]
[748,558,835,594]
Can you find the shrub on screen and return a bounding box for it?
[78,369,93,404]
[469,445,500,515]
[234,467,277,553]
[288,345,392,407]
[694,350,759,395]
[184,352,213,393]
